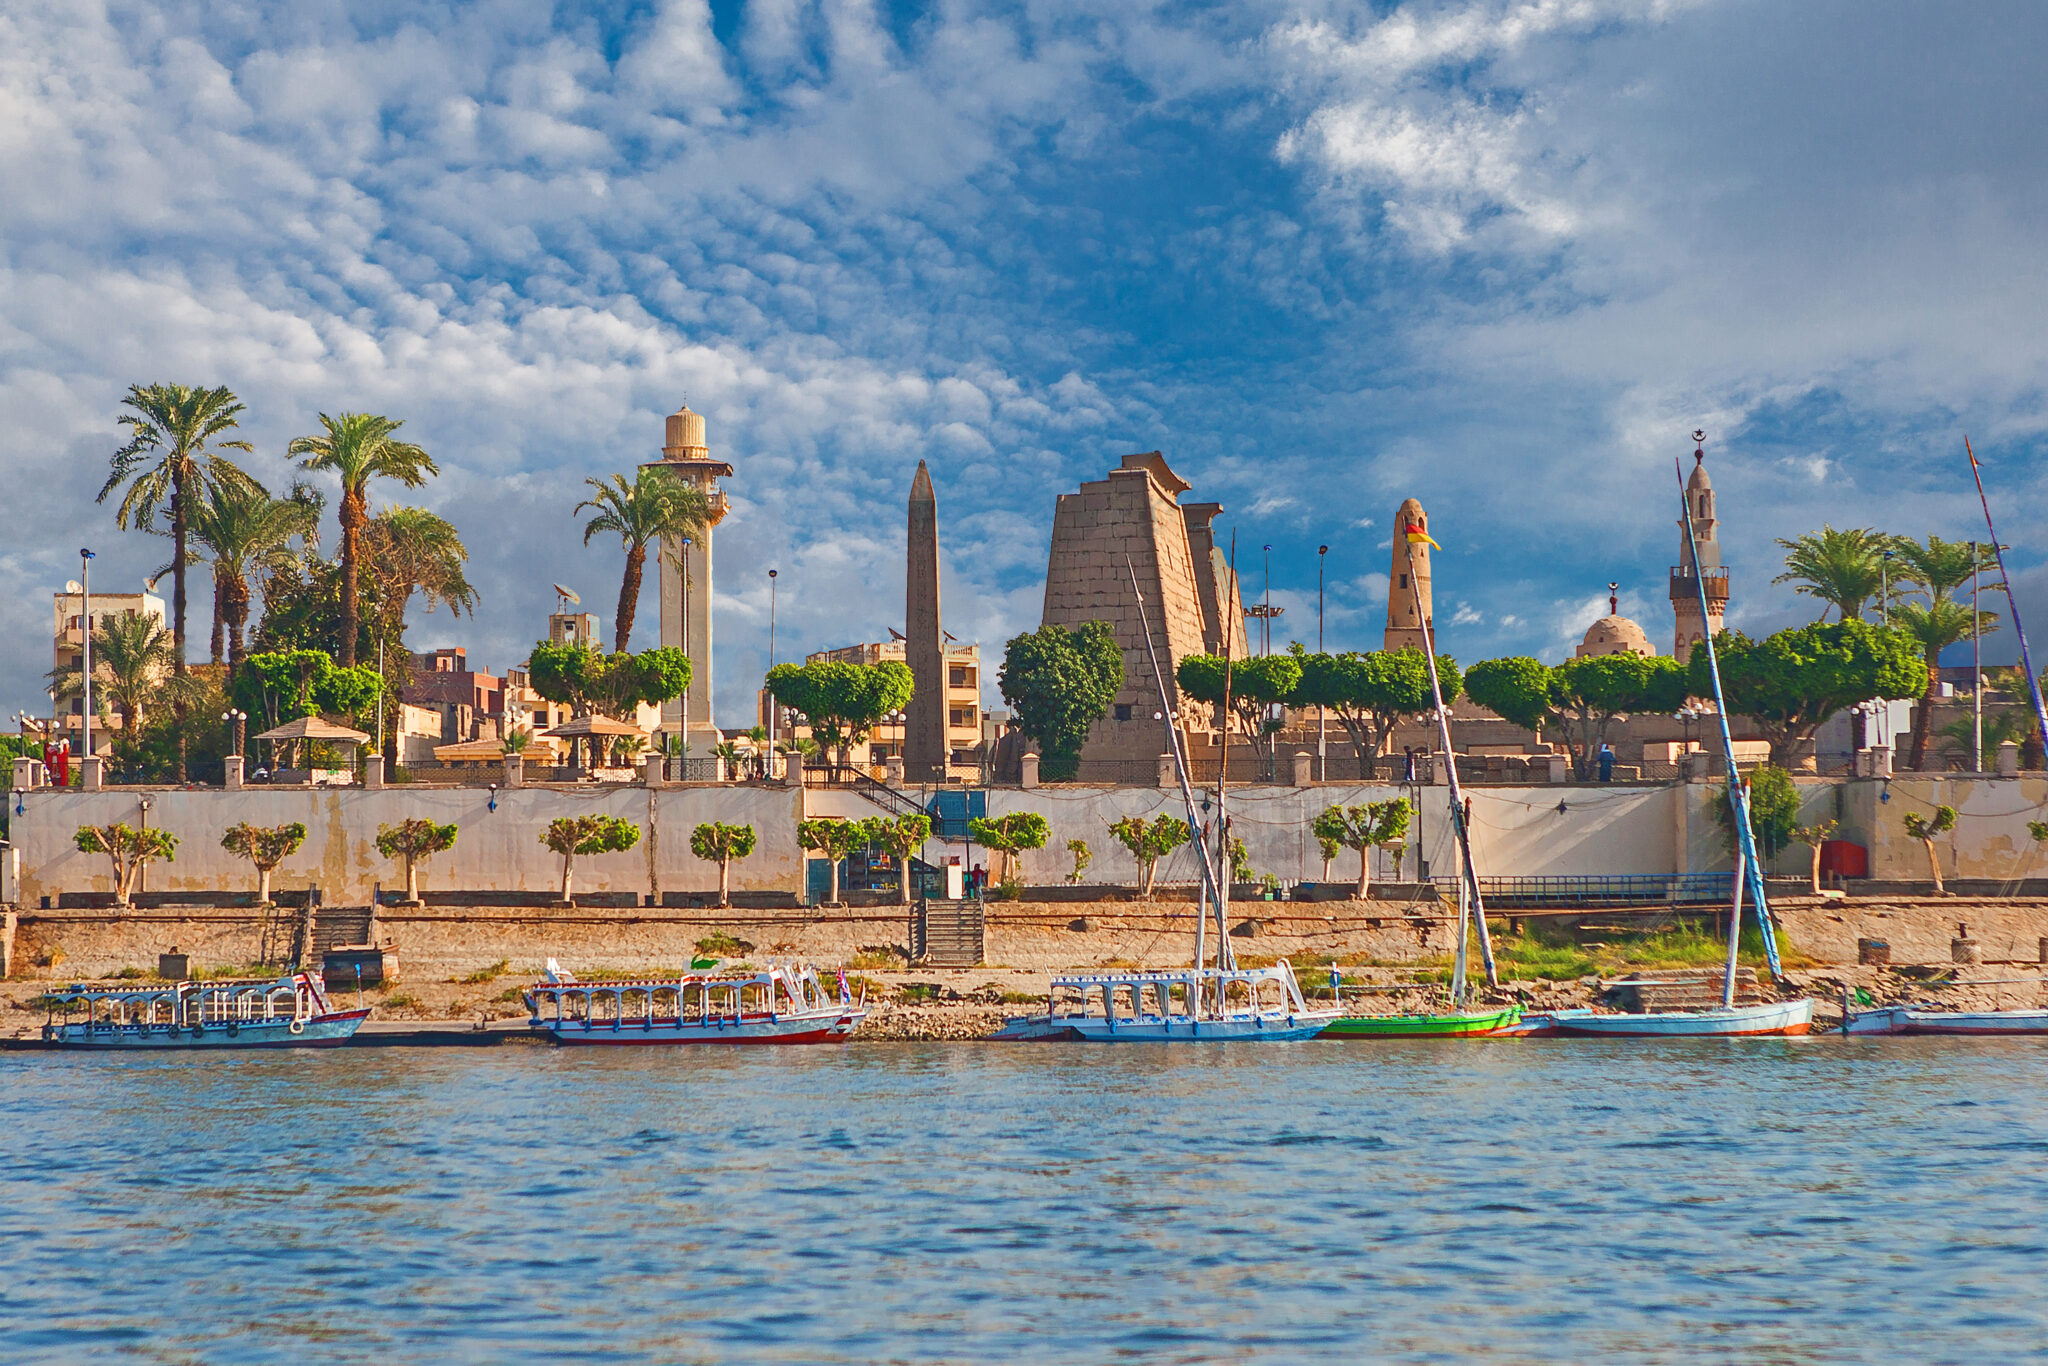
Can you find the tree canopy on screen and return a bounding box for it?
[232,649,384,732]
[766,658,915,776]
[528,641,693,720]
[1289,648,1459,778]
[1466,652,1688,779]
[997,622,1124,783]
[1176,653,1302,772]
[1696,620,1924,767]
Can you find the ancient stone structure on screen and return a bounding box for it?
[904,461,946,782]
[1383,497,1434,653]
[1670,435,1729,664]
[645,404,731,744]
[1576,583,1656,659]
[1040,452,1246,771]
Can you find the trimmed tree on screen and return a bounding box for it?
[1699,620,1926,769]
[220,821,307,905]
[1066,838,1093,885]
[689,821,757,908]
[1290,648,1459,779]
[1108,813,1190,896]
[998,622,1124,783]
[1311,799,1411,898]
[1712,767,1801,863]
[967,811,1050,887]
[1467,653,1688,780]
[75,823,179,909]
[1903,806,1958,896]
[541,815,640,904]
[376,818,458,904]
[1176,653,1303,776]
[1791,819,1839,895]
[765,659,915,779]
[868,813,935,904]
[798,817,874,905]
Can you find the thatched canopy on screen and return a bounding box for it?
[254,716,371,744]
[543,714,647,739]
[434,736,563,763]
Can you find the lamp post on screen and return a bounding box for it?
[1317,544,1328,782]
[1262,544,1274,656]
[222,709,248,759]
[1880,548,1894,627]
[679,535,693,756]
[79,547,95,763]
[767,567,779,751]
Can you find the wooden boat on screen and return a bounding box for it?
[991,962,1337,1042]
[39,971,369,1049]
[1321,1005,1524,1038]
[1845,1005,2048,1035]
[1550,998,1814,1037]
[523,960,865,1044]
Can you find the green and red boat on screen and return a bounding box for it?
[1321,1004,1523,1038]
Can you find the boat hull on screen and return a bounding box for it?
[1550,999,1814,1037]
[1846,1006,2048,1036]
[1321,1007,1524,1038]
[41,1010,370,1050]
[541,1011,865,1045]
[991,1013,1338,1042]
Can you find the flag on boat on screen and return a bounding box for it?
[838,968,851,1005]
[1404,522,1440,550]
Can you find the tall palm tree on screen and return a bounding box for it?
[47,610,183,740]
[289,413,439,666]
[1889,533,1995,605]
[1773,526,1890,621]
[98,383,258,676]
[182,480,324,673]
[575,467,710,652]
[362,506,478,662]
[1895,598,1999,769]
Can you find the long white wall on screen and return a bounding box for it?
[13,785,804,906]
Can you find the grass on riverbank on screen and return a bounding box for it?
[1290,918,1808,985]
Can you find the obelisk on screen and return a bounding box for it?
[904,461,946,782]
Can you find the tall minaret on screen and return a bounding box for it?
[1670,430,1729,664]
[1384,497,1434,653]
[647,403,731,742]
[903,461,946,782]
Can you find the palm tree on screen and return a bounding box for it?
[289,413,439,666]
[575,467,709,652]
[363,506,478,643]
[184,480,324,673]
[98,384,258,676]
[47,610,181,740]
[1939,707,2031,770]
[1889,534,1996,605]
[1773,526,1889,621]
[1894,598,1998,769]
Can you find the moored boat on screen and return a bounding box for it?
[524,960,865,1044]
[1550,998,1814,1038]
[40,971,369,1049]
[1321,1005,1524,1039]
[1845,1005,2048,1036]
[991,962,1337,1042]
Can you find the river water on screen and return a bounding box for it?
[2,1039,2045,1363]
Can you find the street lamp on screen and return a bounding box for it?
[1880,548,1894,627]
[767,567,779,750]
[221,709,248,759]
[1262,544,1274,656]
[79,547,94,763]
[1317,544,1329,782]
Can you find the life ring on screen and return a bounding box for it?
[226,1022,239,1037]
[289,1019,305,1035]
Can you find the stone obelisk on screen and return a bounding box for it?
[904,461,946,782]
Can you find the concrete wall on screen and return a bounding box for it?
[12,785,804,907]
[1845,775,2048,883]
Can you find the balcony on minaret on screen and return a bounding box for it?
[1670,565,1730,605]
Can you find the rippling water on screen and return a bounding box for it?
[3,1038,2046,1363]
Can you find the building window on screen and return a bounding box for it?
[1114,704,1133,721]
[1398,573,1408,589]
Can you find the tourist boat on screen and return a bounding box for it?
[1551,998,1814,1037]
[523,959,866,1044]
[1844,1004,2048,1035]
[991,962,1336,1042]
[39,971,370,1049]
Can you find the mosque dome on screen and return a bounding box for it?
[1577,614,1655,660]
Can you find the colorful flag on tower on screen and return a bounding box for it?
[1404,522,1440,551]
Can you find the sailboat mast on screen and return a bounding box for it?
[1965,437,2048,759]
[1676,434,1784,979]
[1214,534,1239,972]
[1410,568,1499,986]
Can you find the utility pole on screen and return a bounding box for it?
[1317,544,1328,782]
[79,547,95,765]
[767,567,778,752]
[1971,541,1982,769]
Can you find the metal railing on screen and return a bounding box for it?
[1436,872,1736,907]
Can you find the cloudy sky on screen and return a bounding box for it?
[7,0,2048,725]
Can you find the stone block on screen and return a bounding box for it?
[504,753,524,789]
[1158,753,1176,788]
[363,754,384,791]
[11,757,41,792]
[643,753,667,789]
[1998,740,2020,776]
[81,756,103,792]
[1020,752,1039,789]
[1291,750,1312,786]
[223,756,244,790]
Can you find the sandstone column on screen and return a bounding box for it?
[904,460,947,783]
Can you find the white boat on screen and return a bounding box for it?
[524,959,866,1044]
[1551,998,1815,1037]
[991,962,1338,1042]
[40,971,369,1049]
[1845,1005,2048,1036]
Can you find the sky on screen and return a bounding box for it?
[6,0,2048,727]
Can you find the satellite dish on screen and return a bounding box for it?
[553,584,581,609]
[65,581,82,594]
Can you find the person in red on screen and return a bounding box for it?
[51,738,70,788]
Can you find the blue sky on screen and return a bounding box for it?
[6,0,2048,725]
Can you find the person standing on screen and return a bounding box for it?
[1598,743,1616,783]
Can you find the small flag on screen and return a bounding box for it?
[1966,435,1979,470]
[1404,522,1440,550]
[838,967,851,1004]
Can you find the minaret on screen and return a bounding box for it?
[903,461,946,782]
[647,404,732,742]
[1383,497,1434,653]
[1670,430,1728,664]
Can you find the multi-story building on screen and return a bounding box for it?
[403,647,505,749]
[52,585,167,747]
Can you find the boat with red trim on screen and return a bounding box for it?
[523,959,865,1044]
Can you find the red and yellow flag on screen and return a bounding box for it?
[1404,522,1440,551]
